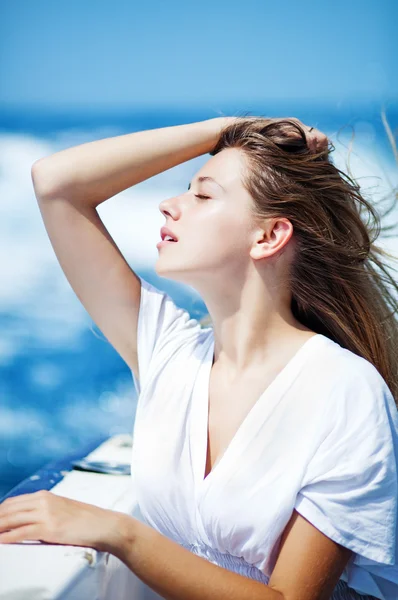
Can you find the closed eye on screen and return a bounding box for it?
[187,184,210,200]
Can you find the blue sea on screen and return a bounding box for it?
[0,101,397,499]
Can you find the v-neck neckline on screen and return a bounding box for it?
[194,332,324,491]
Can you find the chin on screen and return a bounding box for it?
[155,263,179,281]
[155,266,193,287]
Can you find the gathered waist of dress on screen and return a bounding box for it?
[179,542,380,599]
[180,541,270,586]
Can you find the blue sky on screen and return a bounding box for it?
[0,0,397,110]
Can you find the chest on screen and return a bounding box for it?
[204,366,282,479]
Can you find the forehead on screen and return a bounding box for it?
[195,148,246,192]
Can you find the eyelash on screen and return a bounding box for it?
[188,184,210,200]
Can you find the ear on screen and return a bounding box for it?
[250,217,294,261]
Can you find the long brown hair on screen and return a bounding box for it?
[199,114,398,407]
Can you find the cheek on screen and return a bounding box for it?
[191,206,252,256]
[219,216,250,248]
[201,220,250,259]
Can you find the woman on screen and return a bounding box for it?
[0,115,397,600]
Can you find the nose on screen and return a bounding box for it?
[159,200,171,221]
[159,194,180,220]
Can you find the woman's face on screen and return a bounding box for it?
[156,148,257,287]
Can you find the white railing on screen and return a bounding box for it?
[0,434,163,600]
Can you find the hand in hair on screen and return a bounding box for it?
[266,116,329,154]
[217,115,328,155]
[291,118,329,154]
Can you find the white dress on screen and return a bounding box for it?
[130,276,398,599]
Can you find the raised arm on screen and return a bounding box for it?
[31,118,230,380]
[31,117,233,207]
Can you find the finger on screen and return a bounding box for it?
[0,491,48,514]
[0,510,38,534]
[0,500,37,517]
[1,491,41,507]
[285,119,325,152]
[307,134,318,153]
[306,127,328,153]
[0,524,41,545]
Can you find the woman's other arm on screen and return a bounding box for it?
[112,515,283,600]
[111,510,352,600]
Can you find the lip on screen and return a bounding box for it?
[160,226,178,242]
[156,239,178,249]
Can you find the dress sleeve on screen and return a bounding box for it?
[132,275,202,394]
[294,361,398,565]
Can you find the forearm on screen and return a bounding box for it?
[109,513,282,600]
[31,118,225,208]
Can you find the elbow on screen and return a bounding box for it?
[31,159,50,200]
[31,158,64,201]
[31,159,43,185]
[31,158,48,181]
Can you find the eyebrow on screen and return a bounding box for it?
[188,176,226,192]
